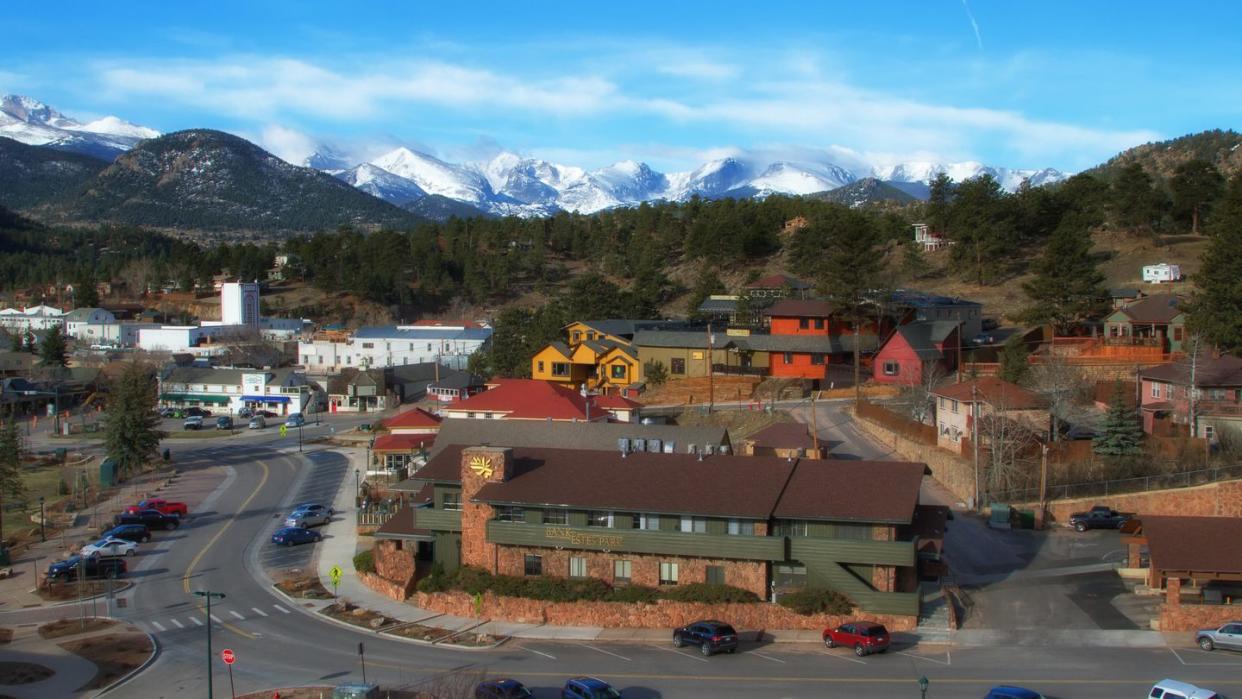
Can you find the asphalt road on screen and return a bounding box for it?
[12,409,1242,698]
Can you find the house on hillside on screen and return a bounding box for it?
[531,319,680,393]
[1103,294,1188,354]
[932,377,1049,450]
[1138,354,1242,442]
[1109,288,1143,310]
[872,321,961,386]
[912,223,951,252]
[889,290,983,340]
[745,274,812,301]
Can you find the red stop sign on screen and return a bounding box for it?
[221,648,235,665]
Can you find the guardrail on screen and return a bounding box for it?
[356,511,396,527]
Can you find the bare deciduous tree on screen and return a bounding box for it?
[898,362,947,425]
[1027,352,1091,440]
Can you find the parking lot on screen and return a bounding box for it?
[259,449,348,572]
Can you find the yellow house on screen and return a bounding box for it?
[597,344,642,390]
[563,320,630,347]
[530,320,660,392]
[530,342,590,385]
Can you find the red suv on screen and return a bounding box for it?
[823,621,890,656]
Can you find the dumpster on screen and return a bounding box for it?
[99,458,118,487]
[988,503,1012,530]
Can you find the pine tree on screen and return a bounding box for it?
[22,331,36,354]
[103,362,166,480]
[998,335,1031,385]
[1187,173,1242,352]
[1020,216,1107,334]
[926,173,953,235]
[685,264,726,319]
[948,174,1015,285]
[1109,163,1167,231]
[1094,381,1143,455]
[39,326,68,367]
[8,333,20,353]
[814,208,885,400]
[900,240,928,282]
[1169,159,1224,233]
[73,269,100,308]
[0,420,25,547]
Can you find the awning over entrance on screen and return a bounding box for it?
[242,395,291,403]
[160,393,231,405]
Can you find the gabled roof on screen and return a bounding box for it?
[384,407,443,430]
[429,371,486,391]
[697,297,740,313]
[1143,515,1242,574]
[1140,354,1242,387]
[746,273,812,290]
[1113,294,1184,324]
[933,377,1046,410]
[446,379,599,420]
[746,422,815,450]
[417,419,730,463]
[772,460,928,523]
[766,299,834,318]
[540,341,573,359]
[592,394,643,410]
[571,319,681,339]
[1109,288,1141,299]
[372,433,436,452]
[64,307,110,322]
[633,330,715,349]
[892,321,960,359]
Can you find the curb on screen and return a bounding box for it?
[91,623,159,697]
[25,580,136,609]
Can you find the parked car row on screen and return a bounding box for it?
[271,502,334,547]
[475,677,617,699]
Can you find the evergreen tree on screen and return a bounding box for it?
[926,172,953,235]
[900,240,928,282]
[643,360,669,387]
[1020,217,1107,334]
[1109,163,1166,231]
[8,332,20,353]
[22,331,36,354]
[103,362,166,480]
[685,264,726,319]
[1093,381,1143,455]
[73,269,100,308]
[813,208,885,400]
[0,420,26,547]
[1169,159,1224,233]
[948,174,1016,285]
[39,326,68,367]
[1187,174,1242,352]
[997,335,1031,385]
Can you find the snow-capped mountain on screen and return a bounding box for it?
[0,95,159,160]
[334,163,427,206]
[747,161,856,196]
[871,161,1067,192]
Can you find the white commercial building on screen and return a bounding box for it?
[220,282,261,326]
[137,282,306,353]
[0,305,65,332]
[298,324,492,375]
[157,366,319,416]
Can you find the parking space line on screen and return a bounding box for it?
[751,650,787,664]
[229,611,245,620]
[521,645,557,660]
[820,650,867,665]
[1169,647,1242,666]
[583,644,632,662]
[899,650,951,666]
[273,605,290,614]
[151,621,166,632]
[170,619,185,629]
[251,607,268,617]
[210,614,222,623]
[190,617,204,626]
[655,645,710,663]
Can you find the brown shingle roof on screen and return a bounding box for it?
[1139,355,1242,387]
[1116,293,1184,324]
[746,422,815,450]
[1143,516,1242,574]
[772,460,928,523]
[933,377,1046,410]
[766,299,834,318]
[374,506,433,540]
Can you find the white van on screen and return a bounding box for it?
[1149,679,1222,699]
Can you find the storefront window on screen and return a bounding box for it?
[524,555,542,576]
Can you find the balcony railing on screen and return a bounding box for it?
[413,508,462,532]
[486,521,784,560]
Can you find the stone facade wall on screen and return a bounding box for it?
[368,540,417,599]
[357,570,410,601]
[1159,602,1242,632]
[460,446,511,570]
[415,590,917,631]
[853,409,977,504]
[492,545,768,598]
[1019,479,1242,524]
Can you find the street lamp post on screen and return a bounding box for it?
[354,468,360,508]
[194,590,226,699]
[38,496,45,542]
[919,675,929,699]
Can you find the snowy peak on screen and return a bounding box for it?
[370,147,494,204]
[748,161,855,196]
[1,94,79,128]
[71,116,160,140]
[872,160,1068,191]
[0,94,159,160]
[334,163,427,206]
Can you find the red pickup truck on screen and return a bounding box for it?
[125,498,188,517]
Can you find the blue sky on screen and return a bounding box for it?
[3,1,1239,172]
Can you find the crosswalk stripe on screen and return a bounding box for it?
[251,607,268,617]
[170,619,185,629]
[229,611,245,620]
[152,621,166,632]
[190,617,204,626]
[273,605,290,614]
[210,614,222,623]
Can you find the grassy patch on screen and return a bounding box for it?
[59,632,153,691]
[1,460,69,541]
[38,618,118,639]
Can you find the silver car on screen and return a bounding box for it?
[248,416,266,429]
[285,511,329,528]
[1196,621,1242,651]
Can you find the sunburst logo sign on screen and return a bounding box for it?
[469,455,494,478]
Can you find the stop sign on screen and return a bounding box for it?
[221,648,235,665]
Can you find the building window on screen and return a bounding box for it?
[774,562,808,590]
[799,318,809,329]
[552,362,570,377]
[572,331,582,343]
[811,353,825,365]
[727,519,754,536]
[587,511,613,527]
[882,361,899,376]
[524,555,542,576]
[635,513,660,530]
[569,557,587,579]
[610,364,627,380]
[586,332,595,341]
[614,560,631,584]
[813,318,824,330]
[950,399,959,414]
[1174,326,1184,341]
[679,516,707,534]
[362,342,374,349]
[775,520,808,537]
[543,509,568,525]
[441,492,462,511]
[496,506,524,523]
[1205,425,1216,441]
[670,357,685,374]
[706,566,726,585]
[1209,388,1227,401]
[1150,383,1160,398]
[783,352,794,364]
[537,361,545,373]
[659,562,679,585]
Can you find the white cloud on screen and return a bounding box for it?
[255,124,318,166]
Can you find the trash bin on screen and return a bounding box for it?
[1016,509,1036,529]
[0,545,10,566]
[988,504,1012,530]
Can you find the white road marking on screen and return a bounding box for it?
[820,649,867,665]
[151,621,166,632]
[251,607,268,617]
[170,619,184,629]
[190,617,204,626]
[751,650,787,664]
[583,644,632,661]
[899,649,951,666]
[210,614,222,623]
[229,611,245,620]
[521,645,557,660]
[1170,646,1242,666]
[655,645,710,663]
[273,605,290,614]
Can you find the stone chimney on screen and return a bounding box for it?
[459,446,513,571]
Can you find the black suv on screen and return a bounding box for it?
[47,555,127,582]
[114,509,180,531]
[101,523,152,543]
[673,619,739,656]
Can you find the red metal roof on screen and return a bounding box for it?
[384,407,443,430]
[592,394,643,410]
[372,434,436,452]
[448,379,604,421]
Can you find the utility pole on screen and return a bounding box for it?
[971,383,981,512]
[956,320,963,383]
[1188,335,1200,439]
[707,322,715,413]
[809,391,820,457]
[1039,443,1049,527]
[194,590,226,699]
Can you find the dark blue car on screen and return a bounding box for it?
[985,687,1044,699]
[475,678,533,698]
[562,677,621,699]
[271,526,322,546]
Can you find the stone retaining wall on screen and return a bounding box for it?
[1015,479,1242,524]
[414,590,917,631]
[1159,602,1242,632]
[852,408,977,504]
[357,571,410,601]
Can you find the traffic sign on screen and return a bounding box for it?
[221,648,235,665]
[329,565,343,585]
[279,424,288,437]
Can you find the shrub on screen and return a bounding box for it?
[777,588,853,616]
[661,583,759,604]
[608,585,660,603]
[416,561,451,593]
[353,549,375,574]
